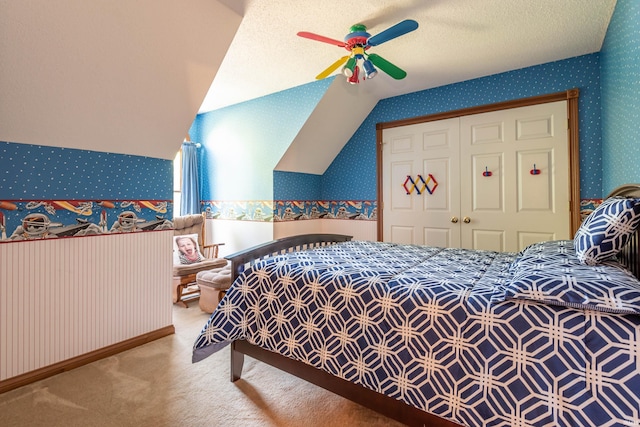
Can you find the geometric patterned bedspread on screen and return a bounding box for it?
[192,241,640,427]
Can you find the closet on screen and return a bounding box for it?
[380,97,576,252]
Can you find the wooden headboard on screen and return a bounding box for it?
[607,184,640,279]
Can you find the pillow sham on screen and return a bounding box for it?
[574,197,640,266]
[508,240,576,273]
[502,240,640,315]
[173,234,205,265]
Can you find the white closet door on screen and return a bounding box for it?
[382,101,570,252]
[382,118,460,247]
[459,100,569,251]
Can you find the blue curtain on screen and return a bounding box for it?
[180,142,200,215]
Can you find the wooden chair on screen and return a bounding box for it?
[172,213,226,307]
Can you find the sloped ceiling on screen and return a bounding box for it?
[0,0,617,167]
[0,0,241,160]
[206,0,616,176]
[203,0,617,113]
[275,77,379,174]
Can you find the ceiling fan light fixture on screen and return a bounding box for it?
[342,57,356,77]
[298,19,417,84]
[348,65,360,84]
[363,59,377,79]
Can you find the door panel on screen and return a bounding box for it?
[470,121,504,145]
[472,229,505,252]
[423,227,451,248]
[518,231,555,249]
[471,153,503,211]
[517,149,552,211]
[390,225,414,245]
[390,161,414,211]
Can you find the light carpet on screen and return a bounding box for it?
[0,303,405,427]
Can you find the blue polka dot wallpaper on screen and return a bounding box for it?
[194,78,333,202]
[0,141,173,241]
[600,0,640,195]
[322,53,603,200]
[273,171,321,201]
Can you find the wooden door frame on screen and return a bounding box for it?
[376,89,581,242]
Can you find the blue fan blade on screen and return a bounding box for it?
[367,19,419,47]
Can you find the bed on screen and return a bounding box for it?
[193,185,640,427]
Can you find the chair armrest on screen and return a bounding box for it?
[203,242,225,259]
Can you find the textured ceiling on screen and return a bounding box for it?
[201,0,616,113]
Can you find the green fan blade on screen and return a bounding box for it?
[367,53,407,80]
[316,55,350,80]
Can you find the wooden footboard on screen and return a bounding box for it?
[224,234,461,427]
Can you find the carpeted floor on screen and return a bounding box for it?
[0,303,405,427]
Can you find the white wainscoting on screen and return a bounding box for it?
[0,231,173,382]
[274,219,378,242]
[274,218,322,239]
[320,219,377,241]
[205,219,274,256]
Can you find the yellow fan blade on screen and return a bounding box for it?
[315,55,350,80]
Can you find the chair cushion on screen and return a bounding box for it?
[172,214,203,235]
[173,258,228,277]
[196,265,232,289]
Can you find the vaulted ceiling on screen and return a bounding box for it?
[0,1,241,160]
[204,0,617,112]
[0,1,617,163]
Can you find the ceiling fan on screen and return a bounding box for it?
[297,19,418,84]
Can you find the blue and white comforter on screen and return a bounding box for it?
[193,240,640,427]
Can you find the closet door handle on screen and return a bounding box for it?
[463,217,471,223]
[451,217,459,223]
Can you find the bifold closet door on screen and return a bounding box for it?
[382,100,570,252]
[383,118,461,247]
[459,100,570,252]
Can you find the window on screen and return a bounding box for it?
[173,149,182,218]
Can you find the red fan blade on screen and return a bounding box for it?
[297,31,346,47]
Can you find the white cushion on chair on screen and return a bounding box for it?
[196,265,232,290]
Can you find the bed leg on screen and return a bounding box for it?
[230,341,244,382]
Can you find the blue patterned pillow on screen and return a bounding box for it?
[508,240,575,273]
[502,240,640,314]
[574,197,640,265]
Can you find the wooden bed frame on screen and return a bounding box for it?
[225,233,461,427]
[607,184,640,279]
[223,186,640,426]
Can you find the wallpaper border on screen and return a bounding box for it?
[0,199,173,242]
[201,200,377,222]
[203,199,599,225]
